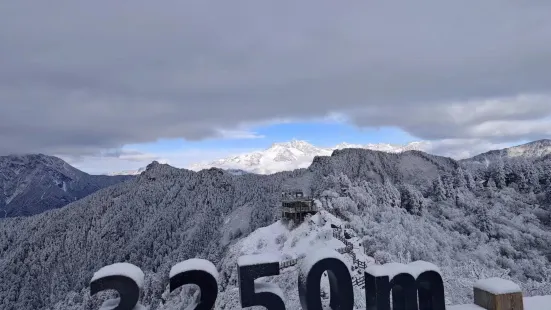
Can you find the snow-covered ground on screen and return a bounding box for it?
[446,278,550,310]
[208,210,375,310]
[449,295,551,310]
[523,295,551,310]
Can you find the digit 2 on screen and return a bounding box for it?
[169,258,219,310]
[90,264,143,310]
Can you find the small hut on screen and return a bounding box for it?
[281,190,316,222]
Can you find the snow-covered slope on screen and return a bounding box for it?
[190,139,427,174]
[161,210,375,310]
[0,154,133,217]
[216,211,374,310]
[467,139,551,162]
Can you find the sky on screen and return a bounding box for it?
[1,1,551,174]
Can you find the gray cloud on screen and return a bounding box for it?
[422,139,520,159]
[1,0,551,155]
[98,149,160,162]
[348,95,551,142]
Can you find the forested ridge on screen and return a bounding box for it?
[0,154,132,217]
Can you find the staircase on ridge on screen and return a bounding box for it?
[278,213,368,289]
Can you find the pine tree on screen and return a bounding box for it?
[490,159,506,189]
[399,185,423,215]
[432,177,447,201]
[473,203,493,234]
[486,177,497,190]
[454,167,467,188]
[465,170,476,191]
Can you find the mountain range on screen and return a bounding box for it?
[1,140,551,309]
[191,139,551,174]
[0,154,133,217]
[108,140,551,176]
[5,140,550,218]
[189,139,429,174]
[107,140,429,176]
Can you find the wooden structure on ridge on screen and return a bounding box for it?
[281,190,316,222]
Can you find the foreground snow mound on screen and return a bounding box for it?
[449,295,551,310]
[213,210,374,310]
[99,298,147,310]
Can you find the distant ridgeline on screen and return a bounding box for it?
[88,250,526,310]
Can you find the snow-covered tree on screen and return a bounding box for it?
[432,177,447,201]
[399,184,424,215]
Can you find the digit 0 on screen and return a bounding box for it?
[298,250,354,310]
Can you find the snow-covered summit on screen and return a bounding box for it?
[189,139,332,174]
[190,139,426,174]
[1,153,72,174]
[270,139,322,152]
[335,142,363,149]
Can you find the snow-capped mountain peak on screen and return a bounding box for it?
[189,140,426,174]
[334,142,363,149]
[277,139,323,152]
[107,167,147,176]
